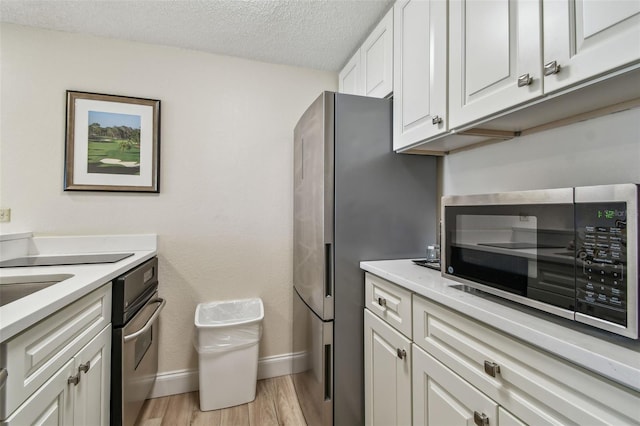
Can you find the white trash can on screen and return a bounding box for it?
[194,298,264,411]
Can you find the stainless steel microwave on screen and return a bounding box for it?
[442,184,638,339]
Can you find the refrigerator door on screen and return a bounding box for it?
[294,92,335,320]
[292,289,333,426]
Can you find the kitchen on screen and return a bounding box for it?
[1,1,639,425]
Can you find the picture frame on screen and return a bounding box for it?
[65,90,161,192]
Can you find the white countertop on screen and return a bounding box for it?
[360,259,640,392]
[0,234,157,343]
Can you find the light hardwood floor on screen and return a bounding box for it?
[137,375,307,426]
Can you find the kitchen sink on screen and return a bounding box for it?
[0,274,74,307]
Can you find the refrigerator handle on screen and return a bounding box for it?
[324,243,333,298]
[324,343,333,401]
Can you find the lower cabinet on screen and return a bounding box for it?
[2,324,111,426]
[364,272,640,426]
[0,284,112,425]
[413,343,525,426]
[364,310,411,426]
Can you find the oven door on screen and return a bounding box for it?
[442,188,576,317]
[116,292,165,426]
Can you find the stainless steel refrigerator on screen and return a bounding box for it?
[292,92,437,426]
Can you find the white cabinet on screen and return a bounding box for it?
[338,50,362,96]
[543,0,640,93]
[0,284,112,425]
[3,325,111,426]
[445,0,640,138]
[361,8,394,98]
[413,344,501,426]
[393,0,448,151]
[449,0,543,129]
[364,275,412,426]
[339,8,393,98]
[364,310,411,426]
[413,295,640,425]
[364,271,640,426]
[71,325,111,426]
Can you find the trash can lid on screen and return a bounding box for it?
[195,298,264,328]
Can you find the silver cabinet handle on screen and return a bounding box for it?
[0,368,7,390]
[68,373,80,386]
[517,73,533,87]
[78,361,91,374]
[544,60,561,76]
[432,115,443,125]
[396,348,407,359]
[123,298,166,343]
[377,297,387,308]
[474,411,490,426]
[484,360,501,377]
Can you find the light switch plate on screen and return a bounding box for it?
[0,208,11,222]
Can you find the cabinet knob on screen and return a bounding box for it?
[396,348,407,360]
[544,60,561,76]
[377,297,387,308]
[432,115,443,125]
[474,411,490,426]
[68,374,80,386]
[517,73,533,87]
[78,361,91,374]
[484,360,501,377]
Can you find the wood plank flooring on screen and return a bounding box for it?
[137,375,307,426]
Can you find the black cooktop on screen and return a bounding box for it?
[0,253,134,268]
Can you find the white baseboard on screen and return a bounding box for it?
[148,352,301,399]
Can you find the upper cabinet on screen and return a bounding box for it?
[449,0,543,129]
[339,8,393,98]
[338,50,362,96]
[405,0,640,154]
[361,8,394,98]
[393,0,448,151]
[543,0,640,93]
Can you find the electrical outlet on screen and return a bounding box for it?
[0,208,11,223]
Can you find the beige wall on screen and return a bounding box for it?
[0,23,336,373]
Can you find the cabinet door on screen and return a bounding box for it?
[72,325,111,426]
[412,344,498,426]
[449,0,542,128]
[364,310,411,426]
[393,0,448,151]
[339,50,362,95]
[1,359,75,426]
[361,8,394,98]
[543,0,640,93]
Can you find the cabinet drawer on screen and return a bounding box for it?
[365,273,412,337]
[0,284,111,419]
[413,295,640,425]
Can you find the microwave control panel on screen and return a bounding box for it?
[575,202,627,326]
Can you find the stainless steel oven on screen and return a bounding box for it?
[111,257,165,426]
[442,184,638,339]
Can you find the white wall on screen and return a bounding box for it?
[0,24,336,376]
[443,107,640,195]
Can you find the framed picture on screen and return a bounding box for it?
[65,91,160,192]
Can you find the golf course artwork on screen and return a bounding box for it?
[87,110,142,175]
[65,90,160,192]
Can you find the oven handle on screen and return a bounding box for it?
[123,298,166,343]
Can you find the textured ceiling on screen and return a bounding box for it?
[0,0,393,71]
